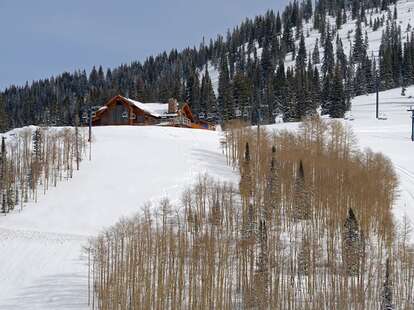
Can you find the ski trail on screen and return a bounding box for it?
[0,126,235,309]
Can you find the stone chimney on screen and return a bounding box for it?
[168,98,178,114]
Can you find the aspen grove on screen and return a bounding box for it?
[88,117,413,309]
[0,126,88,214]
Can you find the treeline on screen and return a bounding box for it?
[0,126,87,215]
[1,0,413,130]
[88,117,413,309]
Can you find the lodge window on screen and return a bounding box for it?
[113,102,127,123]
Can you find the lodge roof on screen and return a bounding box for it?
[97,95,177,118]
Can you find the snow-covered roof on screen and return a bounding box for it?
[121,96,176,118]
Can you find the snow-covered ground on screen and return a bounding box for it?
[349,86,414,226]
[0,126,236,309]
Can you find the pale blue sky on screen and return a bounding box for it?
[0,0,287,89]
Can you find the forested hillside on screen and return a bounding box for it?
[1,0,413,130]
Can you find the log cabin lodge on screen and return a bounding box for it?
[91,95,215,130]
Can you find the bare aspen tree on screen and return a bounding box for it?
[0,126,86,216]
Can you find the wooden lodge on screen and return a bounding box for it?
[92,95,215,130]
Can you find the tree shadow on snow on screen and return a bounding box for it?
[191,148,237,181]
[1,264,89,309]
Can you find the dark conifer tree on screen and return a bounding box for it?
[381,258,394,310]
[312,38,321,64]
[296,33,307,72]
[336,36,348,79]
[336,9,343,29]
[218,56,233,121]
[233,71,252,120]
[292,160,311,220]
[353,19,366,64]
[322,30,335,77]
[0,96,8,132]
[0,137,6,214]
[342,208,363,276]
[352,0,361,20]
[273,61,287,117]
[282,22,295,54]
[275,12,282,35]
[240,142,252,198]
[329,64,347,118]
[200,67,217,118]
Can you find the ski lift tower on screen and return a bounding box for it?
[408,106,414,142]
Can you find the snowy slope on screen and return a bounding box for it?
[206,0,414,93]
[0,126,236,309]
[348,86,414,225]
[284,0,414,67]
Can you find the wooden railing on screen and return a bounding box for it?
[172,116,191,127]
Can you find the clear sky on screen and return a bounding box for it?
[0,0,287,90]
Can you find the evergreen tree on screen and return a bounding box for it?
[312,38,321,64]
[312,67,322,109]
[336,9,343,29]
[336,36,348,78]
[0,137,6,214]
[322,30,335,77]
[200,67,217,118]
[275,12,282,35]
[233,71,252,120]
[218,56,233,121]
[296,33,307,72]
[0,96,8,132]
[240,142,252,199]
[273,61,287,117]
[329,64,347,118]
[402,42,414,87]
[352,0,361,20]
[321,75,332,115]
[32,128,42,162]
[266,146,281,214]
[282,70,298,121]
[282,23,295,54]
[254,219,269,307]
[381,258,394,310]
[292,160,311,220]
[185,69,200,114]
[353,19,366,64]
[342,208,363,276]
[298,234,311,276]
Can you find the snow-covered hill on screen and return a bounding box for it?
[348,86,414,226]
[207,0,414,94]
[0,126,236,309]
